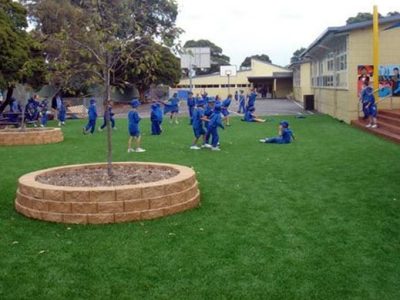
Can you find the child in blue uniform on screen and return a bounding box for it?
[150,103,163,135]
[242,106,266,122]
[187,92,196,125]
[56,94,66,126]
[99,100,116,131]
[128,99,145,153]
[364,87,378,128]
[25,95,40,126]
[190,99,206,150]
[237,90,246,113]
[205,102,224,151]
[39,99,49,127]
[163,93,180,124]
[83,98,97,134]
[259,121,295,144]
[203,97,216,147]
[221,94,232,126]
[9,97,21,123]
[246,88,257,111]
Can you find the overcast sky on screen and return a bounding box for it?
[175,0,399,67]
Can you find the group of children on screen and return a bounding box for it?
[6,95,50,127]
[123,89,295,153]
[82,99,116,135]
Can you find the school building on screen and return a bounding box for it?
[291,15,400,124]
[172,59,293,99]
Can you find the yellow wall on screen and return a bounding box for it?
[305,22,400,123]
[347,24,400,121]
[171,59,292,98]
[293,62,312,103]
[275,79,293,98]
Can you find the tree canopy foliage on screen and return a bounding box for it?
[0,0,46,113]
[290,47,306,64]
[240,54,272,68]
[345,11,399,25]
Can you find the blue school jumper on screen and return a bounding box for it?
[221,98,232,117]
[84,103,98,133]
[366,93,377,117]
[246,92,257,110]
[242,110,255,122]
[266,128,294,144]
[40,100,48,126]
[128,110,141,137]
[100,106,115,129]
[238,94,246,113]
[56,96,66,122]
[164,96,179,114]
[151,105,163,135]
[192,107,206,138]
[25,98,39,122]
[206,111,224,147]
[187,97,196,124]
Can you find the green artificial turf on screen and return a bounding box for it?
[0,115,399,299]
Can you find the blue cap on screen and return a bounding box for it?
[214,102,222,111]
[130,99,140,108]
[280,121,289,128]
[151,103,158,110]
[90,98,96,104]
[208,97,216,103]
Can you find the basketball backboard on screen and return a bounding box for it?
[220,65,237,77]
[180,47,211,69]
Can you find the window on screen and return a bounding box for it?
[311,36,348,88]
[221,84,236,88]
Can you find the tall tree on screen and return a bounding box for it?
[26,0,181,176]
[290,47,306,64]
[0,0,46,113]
[240,54,272,68]
[115,39,181,101]
[183,39,230,75]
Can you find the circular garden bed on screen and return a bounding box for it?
[15,162,200,224]
[0,128,63,146]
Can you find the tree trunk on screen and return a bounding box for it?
[104,56,113,177]
[0,86,15,114]
[138,88,146,103]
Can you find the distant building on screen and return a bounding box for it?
[172,59,292,99]
[291,15,400,123]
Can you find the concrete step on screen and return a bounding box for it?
[352,119,400,144]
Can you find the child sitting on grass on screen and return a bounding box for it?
[259,121,295,144]
[242,106,266,123]
[127,99,145,153]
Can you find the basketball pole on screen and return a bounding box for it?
[373,5,379,99]
[228,74,231,95]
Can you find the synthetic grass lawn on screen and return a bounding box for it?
[0,114,399,299]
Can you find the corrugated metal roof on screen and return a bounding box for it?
[300,15,400,58]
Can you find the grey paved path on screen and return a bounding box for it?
[114,98,312,119]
